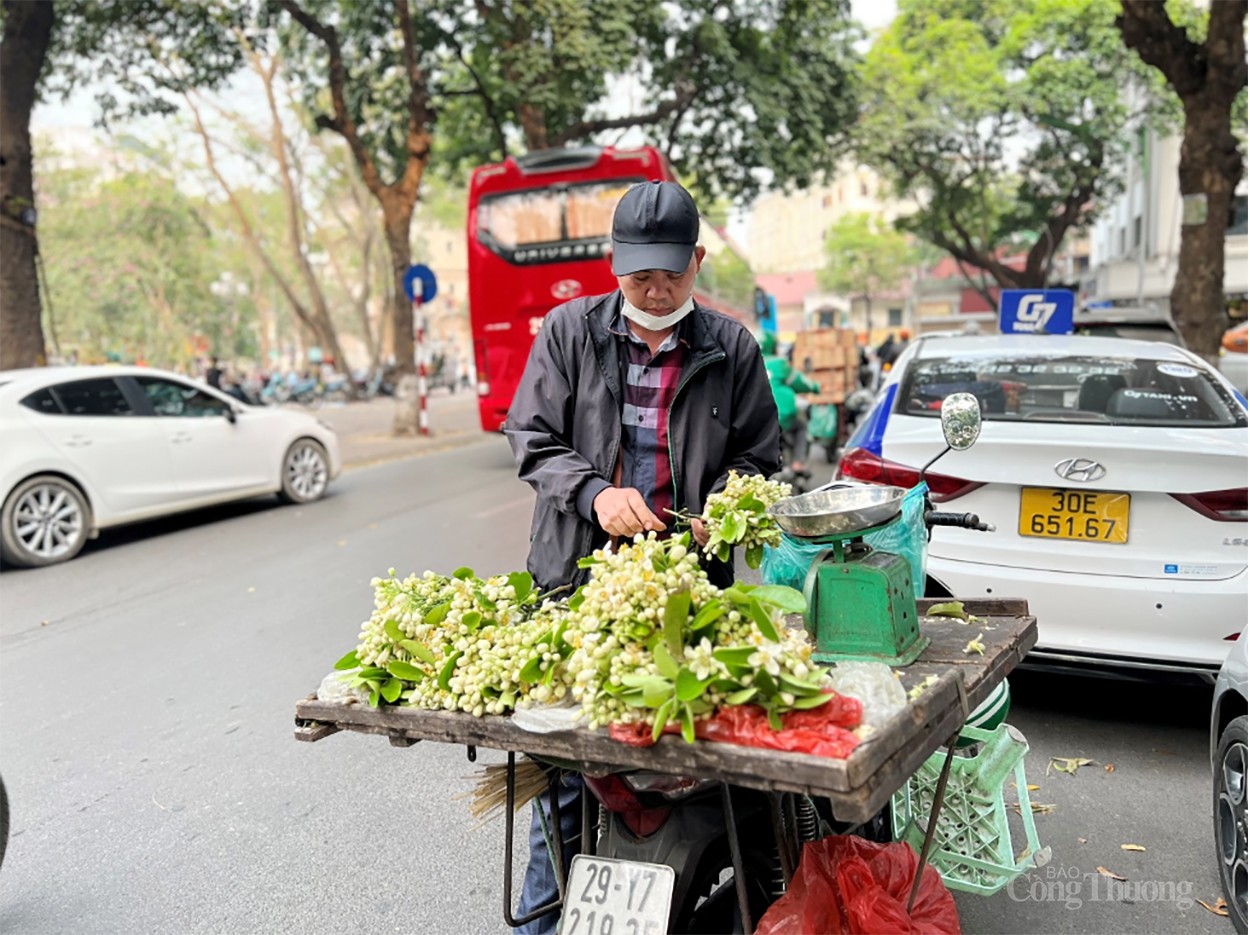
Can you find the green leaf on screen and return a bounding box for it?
[437,651,462,691]
[368,689,380,708]
[380,678,403,704]
[680,705,696,744]
[737,494,765,512]
[717,542,732,564]
[333,650,360,671]
[453,566,476,580]
[675,668,713,703]
[358,666,390,680]
[779,673,826,697]
[926,600,970,621]
[723,586,752,607]
[663,589,691,658]
[507,571,533,603]
[461,611,483,632]
[789,692,834,710]
[642,679,674,708]
[653,642,680,680]
[725,686,759,705]
[520,655,544,684]
[387,660,426,682]
[400,640,437,666]
[383,619,405,644]
[424,601,451,625]
[753,670,778,697]
[713,646,756,668]
[620,690,650,708]
[577,556,599,569]
[690,599,725,632]
[748,598,781,642]
[652,698,675,743]
[746,543,764,569]
[751,585,807,615]
[568,587,586,612]
[766,707,784,732]
[720,513,745,543]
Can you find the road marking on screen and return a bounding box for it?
[474,496,533,519]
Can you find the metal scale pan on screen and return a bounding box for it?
[767,485,907,540]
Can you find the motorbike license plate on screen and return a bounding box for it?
[561,855,675,935]
[1018,487,1130,544]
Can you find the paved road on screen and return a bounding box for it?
[0,438,1230,934]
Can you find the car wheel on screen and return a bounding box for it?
[278,439,330,504]
[0,475,91,568]
[1217,715,1249,934]
[1215,710,1245,930]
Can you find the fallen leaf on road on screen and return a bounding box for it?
[1078,837,1087,844]
[1027,784,1039,791]
[1015,847,1032,863]
[40,619,50,627]
[1120,844,1146,852]
[1197,898,1229,917]
[1105,763,1116,773]
[1012,802,1056,815]
[1096,866,1127,881]
[1048,756,1095,776]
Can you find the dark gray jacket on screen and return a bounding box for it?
[504,290,781,591]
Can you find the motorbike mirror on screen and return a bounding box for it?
[940,392,982,450]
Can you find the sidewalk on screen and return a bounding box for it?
[309,392,490,469]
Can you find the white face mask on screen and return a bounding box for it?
[621,293,695,331]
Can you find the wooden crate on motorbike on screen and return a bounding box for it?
[793,329,858,374]
[294,599,1036,824]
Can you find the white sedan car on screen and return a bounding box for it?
[0,366,342,568]
[837,335,1247,678]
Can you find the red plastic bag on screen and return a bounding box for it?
[754,835,961,935]
[608,691,863,759]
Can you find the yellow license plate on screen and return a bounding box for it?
[1019,487,1130,543]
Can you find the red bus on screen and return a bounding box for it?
[467,145,751,431]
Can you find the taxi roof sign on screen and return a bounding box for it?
[999,289,1075,335]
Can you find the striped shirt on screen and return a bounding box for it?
[612,313,686,533]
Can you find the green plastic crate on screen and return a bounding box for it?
[891,722,1051,895]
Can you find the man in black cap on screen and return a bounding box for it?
[504,180,779,934]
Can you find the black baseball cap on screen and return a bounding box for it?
[610,181,699,275]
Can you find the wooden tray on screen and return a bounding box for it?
[294,599,1036,823]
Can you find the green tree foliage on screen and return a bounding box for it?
[698,248,757,312]
[0,0,250,368]
[818,213,914,333]
[857,0,1146,291]
[38,160,247,369]
[430,0,861,204]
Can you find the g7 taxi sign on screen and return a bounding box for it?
[999,289,1075,335]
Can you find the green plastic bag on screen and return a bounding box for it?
[761,483,929,600]
[808,403,838,440]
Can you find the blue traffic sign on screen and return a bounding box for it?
[999,289,1075,335]
[403,264,438,304]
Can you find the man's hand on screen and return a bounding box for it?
[690,517,710,548]
[594,487,665,538]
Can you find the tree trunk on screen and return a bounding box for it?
[1171,99,1240,362]
[381,195,417,435]
[0,0,54,370]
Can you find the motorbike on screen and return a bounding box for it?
[526,393,1002,935]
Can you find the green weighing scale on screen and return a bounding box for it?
[768,484,925,666]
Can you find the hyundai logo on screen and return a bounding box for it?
[1054,458,1107,482]
[551,279,582,300]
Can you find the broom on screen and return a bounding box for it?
[459,755,558,826]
